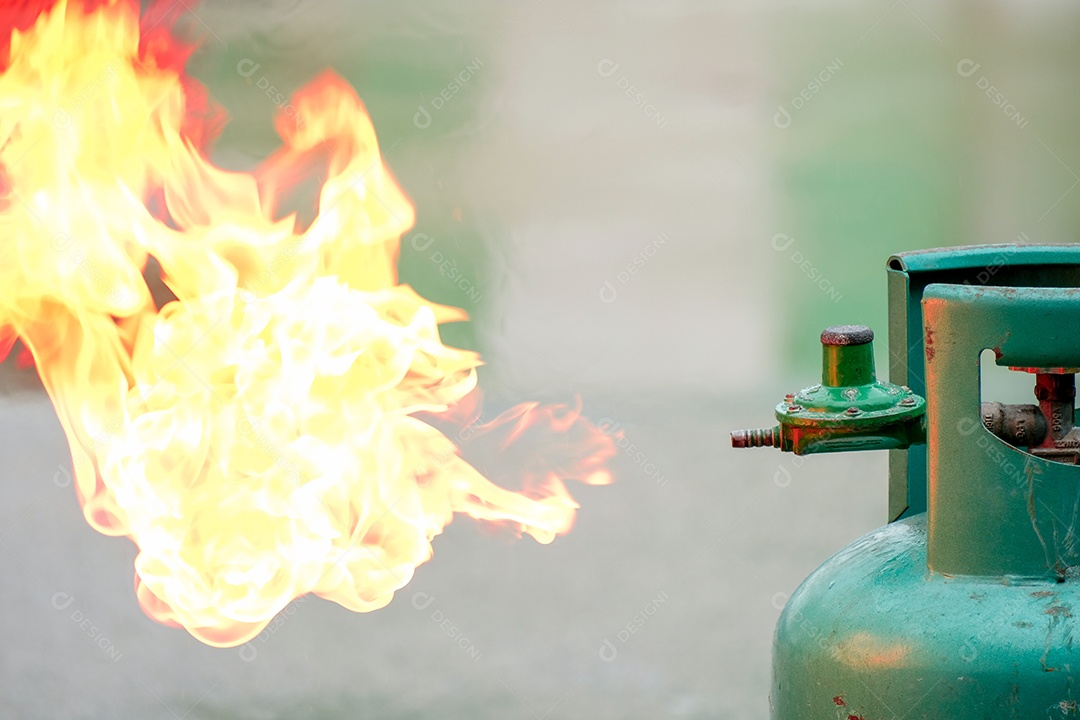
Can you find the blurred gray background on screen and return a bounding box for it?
[2,0,1079,718]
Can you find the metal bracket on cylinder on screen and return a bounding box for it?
[922,283,1080,579]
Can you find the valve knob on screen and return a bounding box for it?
[820,325,874,346]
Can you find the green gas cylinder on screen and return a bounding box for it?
[734,245,1080,719]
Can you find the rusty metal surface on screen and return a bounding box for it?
[984,374,1080,464]
[818,325,874,347]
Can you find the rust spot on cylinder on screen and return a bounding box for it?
[1044,604,1073,618]
[833,695,846,706]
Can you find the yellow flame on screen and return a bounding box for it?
[0,0,611,647]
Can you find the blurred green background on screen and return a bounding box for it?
[1,1,1079,718]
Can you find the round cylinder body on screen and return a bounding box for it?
[772,514,1080,719]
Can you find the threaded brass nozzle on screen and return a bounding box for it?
[731,426,780,448]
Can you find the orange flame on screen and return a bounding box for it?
[0,0,614,647]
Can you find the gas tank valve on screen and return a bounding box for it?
[731,324,926,455]
[982,369,1080,464]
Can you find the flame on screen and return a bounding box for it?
[0,0,614,647]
